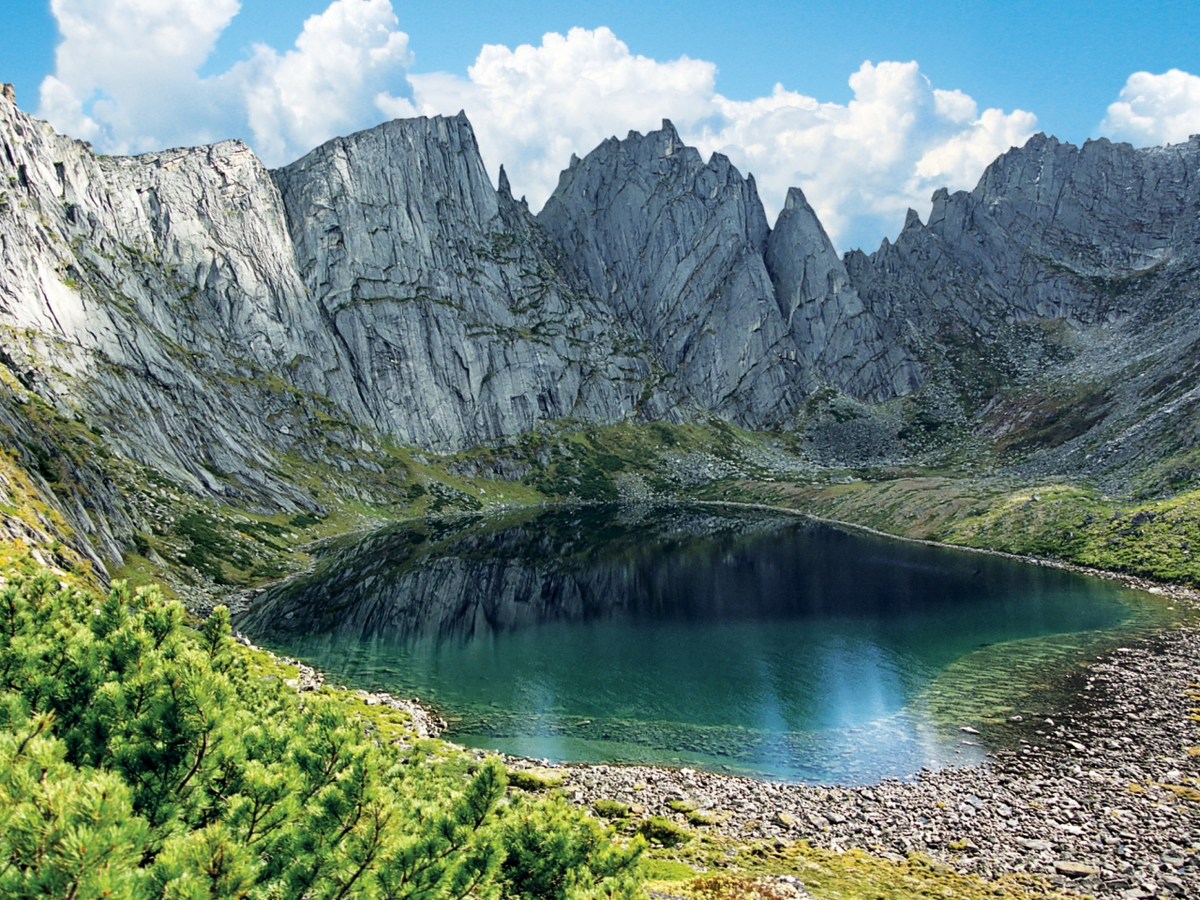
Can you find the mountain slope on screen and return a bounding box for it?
[538,122,920,426]
[846,133,1200,489]
[3,81,1200,579]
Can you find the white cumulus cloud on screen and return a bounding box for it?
[38,0,414,164]
[39,0,243,152]
[397,27,717,207]
[37,5,1037,249]
[234,0,415,164]
[409,34,1036,250]
[693,62,1037,249]
[1102,69,1200,147]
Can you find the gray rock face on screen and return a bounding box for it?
[0,95,923,534]
[539,122,920,427]
[766,187,920,399]
[539,122,793,423]
[272,114,651,449]
[849,133,1200,334]
[0,94,336,513]
[845,132,1200,482]
[5,78,1200,557]
[0,100,650,528]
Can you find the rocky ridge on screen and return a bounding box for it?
[0,94,348,514]
[846,134,1200,486]
[539,123,921,425]
[3,83,1200,574]
[272,114,657,449]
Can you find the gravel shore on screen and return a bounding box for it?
[231,501,1198,899]
[504,626,1199,899]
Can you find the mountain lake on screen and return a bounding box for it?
[233,504,1181,782]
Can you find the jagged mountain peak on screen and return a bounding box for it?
[781,185,812,211]
[538,114,792,421]
[623,118,685,153]
[2,93,1199,568]
[538,121,919,419]
[271,110,655,450]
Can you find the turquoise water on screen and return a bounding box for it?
[233,504,1159,782]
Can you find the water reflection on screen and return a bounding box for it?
[235,504,1142,781]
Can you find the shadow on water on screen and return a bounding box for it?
[234,504,1176,782]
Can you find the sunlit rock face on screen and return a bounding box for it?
[848,133,1200,333]
[272,114,655,450]
[0,91,338,512]
[539,122,920,427]
[765,186,921,399]
[4,75,1200,550]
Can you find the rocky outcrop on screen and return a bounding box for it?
[0,93,341,521]
[539,123,796,424]
[848,134,1200,334]
[766,187,920,399]
[272,115,654,449]
[0,95,930,553]
[0,95,665,574]
[539,122,919,427]
[845,133,1200,484]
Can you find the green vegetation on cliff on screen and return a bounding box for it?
[693,474,1200,588]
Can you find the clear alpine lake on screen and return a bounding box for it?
[233,504,1176,782]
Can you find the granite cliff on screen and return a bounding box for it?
[272,115,657,449]
[1,82,1198,579]
[539,123,920,425]
[846,133,1200,486]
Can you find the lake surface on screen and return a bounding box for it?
[234,504,1164,782]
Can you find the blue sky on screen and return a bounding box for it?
[6,1,1200,250]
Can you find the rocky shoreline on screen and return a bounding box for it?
[501,624,1199,900]
[227,501,1198,898]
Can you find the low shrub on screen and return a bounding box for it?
[508,768,564,792]
[0,556,642,899]
[593,798,631,819]
[636,815,691,847]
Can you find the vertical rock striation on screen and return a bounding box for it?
[0,91,336,510]
[4,77,1200,548]
[539,122,795,423]
[845,132,1200,481]
[766,187,921,398]
[271,114,652,449]
[848,133,1200,336]
[538,122,921,427]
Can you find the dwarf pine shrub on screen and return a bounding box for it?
[0,558,643,899]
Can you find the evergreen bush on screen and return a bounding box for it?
[0,557,644,899]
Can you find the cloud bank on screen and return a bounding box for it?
[37,1,1185,249]
[404,29,1036,250]
[1102,69,1200,147]
[39,0,414,162]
